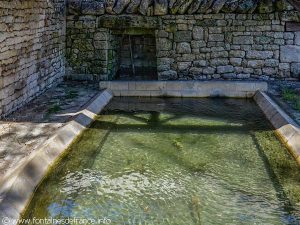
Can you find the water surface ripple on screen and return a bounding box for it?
[22,98,300,225]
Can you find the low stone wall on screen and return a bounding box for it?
[254,91,300,165]
[99,80,268,97]
[66,12,300,81]
[0,0,66,117]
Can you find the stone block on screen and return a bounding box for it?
[229,50,245,58]
[174,31,192,42]
[81,1,105,15]
[191,40,206,49]
[194,60,207,67]
[179,54,195,61]
[154,0,168,15]
[177,24,188,31]
[222,73,237,79]
[157,30,169,38]
[94,41,108,49]
[280,45,300,62]
[158,70,178,80]
[178,62,192,70]
[208,34,224,42]
[230,58,242,66]
[157,57,174,65]
[176,42,191,54]
[246,50,273,59]
[211,51,228,58]
[190,67,203,75]
[279,63,290,71]
[291,63,300,78]
[203,67,216,74]
[283,32,294,40]
[157,64,170,72]
[265,59,279,67]
[247,60,264,68]
[193,27,204,40]
[157,38,173,51]
[255,36,273,44]
[262,67,276,75]
[237,73,251,79]
[295,32,300,45]
[233,36,253,45]
[94,32,108,41]
[210,58,229,66]
[217,65,234,74]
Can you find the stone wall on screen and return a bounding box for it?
[66,12,300,81]
[0,0,66,117]
[156,13,300,80]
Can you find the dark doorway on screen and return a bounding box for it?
[116,34,157,80]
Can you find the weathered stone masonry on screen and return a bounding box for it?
[66,1,300,81]
[0,0,66,117]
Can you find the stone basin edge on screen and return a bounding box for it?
[0,90,114,225]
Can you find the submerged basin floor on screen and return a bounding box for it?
[22,98,300,225]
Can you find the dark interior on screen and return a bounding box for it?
[116,34,158,81]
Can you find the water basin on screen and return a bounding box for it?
[22,97,300,225]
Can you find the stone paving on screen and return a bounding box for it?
[0,81,99,181]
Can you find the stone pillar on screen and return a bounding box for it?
[106,32,122,81]
[156,29,178,80]
[94,28,110,80]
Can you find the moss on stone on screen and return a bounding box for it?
[72,39,94,51]
[196,19,217,27]
[254,130,300,206]
[165,23,177,33]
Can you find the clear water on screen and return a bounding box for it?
[22,98,300,225]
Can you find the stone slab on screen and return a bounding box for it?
[280,45,300,63]
[254,91,300,166]
[100,81,268,98]
[0,90,113,225]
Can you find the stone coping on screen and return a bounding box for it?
[0,90,113,225]
[68,0,295,16]
[99,81,268,98]
[254,91,300,165]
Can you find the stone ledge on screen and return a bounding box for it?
[0,90,113,225]
[99,81,268,98]
[254,91,300,165]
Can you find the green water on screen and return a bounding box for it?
[22,98,300,225]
